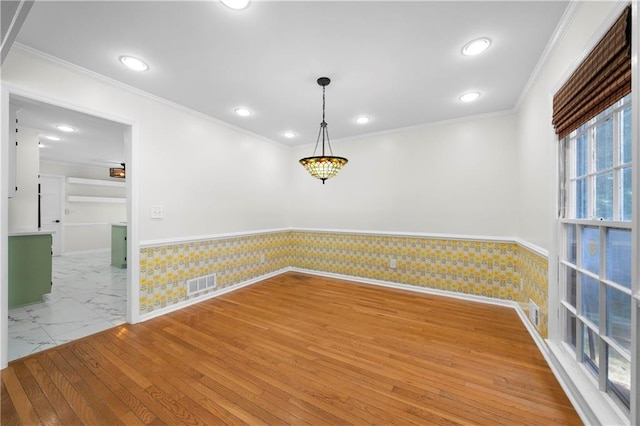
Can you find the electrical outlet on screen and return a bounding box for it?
[390,259,397,269]
[150,205,164,219]
[260,254,265,264]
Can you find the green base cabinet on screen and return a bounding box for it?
[9,233,53,308]
[111,224,127,268]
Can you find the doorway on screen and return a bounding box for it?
[3,92,135,364]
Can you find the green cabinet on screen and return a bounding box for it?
[111,224,127,268]
[9,233,53,308]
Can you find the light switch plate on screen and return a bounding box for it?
[150,205,164,219]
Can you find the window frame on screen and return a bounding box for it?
[557,95,633,414]
[548,4,637,425]
[566,100,632,222]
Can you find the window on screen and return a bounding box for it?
[559,94,632,409]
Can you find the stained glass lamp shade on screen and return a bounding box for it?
[299,77,348,184]
[299,155,348,183]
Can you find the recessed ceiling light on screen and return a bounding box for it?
[45,135,61,141]
[235,107,252,117]
[56,124,75,132]
[38,142,45,148]
[283,131,296,138]
[459,92,481,103]
[119,56,149,71]
[462,38,491,56]
[355,116,370,124]
[221,0,250,10]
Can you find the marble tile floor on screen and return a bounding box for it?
[8,251,127,362]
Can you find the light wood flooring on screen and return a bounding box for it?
[2,272,582,425]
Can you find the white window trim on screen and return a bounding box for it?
[629,1,639,424]
[561,97,633,404]
[547,2,636,425]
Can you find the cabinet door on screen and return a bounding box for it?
[111,226,127,268]
[8,235,53,307]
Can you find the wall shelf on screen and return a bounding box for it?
[67,177,126,188]
[67,196,126,203]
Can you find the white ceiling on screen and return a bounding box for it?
[11,95,127,168]
[10,0,569,165]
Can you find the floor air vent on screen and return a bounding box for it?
[187,273,217,296]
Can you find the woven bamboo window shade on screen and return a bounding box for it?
[552,6,631,140]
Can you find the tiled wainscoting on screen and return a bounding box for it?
[139,231,292,314]
[517,244,549,338]
[291,232,520,298]
[140,230,549,337]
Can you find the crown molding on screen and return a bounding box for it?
[514,1,582,110]
[549,1,631,95]
[322,108,517,148]
[10,43,289,150]
[0,1,34,65]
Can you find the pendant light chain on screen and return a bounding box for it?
[322,85,326,156]
[298,76,349,184]
[321,83,335,157]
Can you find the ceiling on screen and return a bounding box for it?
[11,95,127,168]
[9,0,569,165]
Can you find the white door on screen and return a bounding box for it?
[40,175,64,256]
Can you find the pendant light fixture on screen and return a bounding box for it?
[299,77,348,184]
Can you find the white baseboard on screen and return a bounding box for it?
[137,265,601,425]
[289,267,597,425]
[512,307,599,425]
[290,267,520,309]
[138,267,291,322]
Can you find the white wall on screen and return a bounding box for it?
[515,4,636,424]
[8,127,38,231]
[41,161,125,181]
[290,113,519,237]
[2,48,291,242]
[41,161,127,253]
[2,2,624,250]
[515,1,623,250]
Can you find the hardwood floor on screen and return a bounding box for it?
[2,272,582,425]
